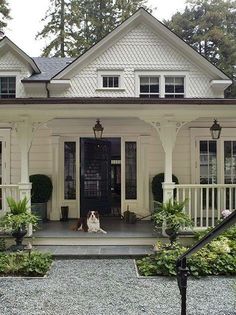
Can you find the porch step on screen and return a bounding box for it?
[34,245,153,258]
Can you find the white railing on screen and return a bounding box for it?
[175,184,236,229]
[0,185,21,213]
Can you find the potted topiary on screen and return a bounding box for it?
[152,199,193,247]
[152,173,179,203]
[0,196,38,251]
[30,174,53,221]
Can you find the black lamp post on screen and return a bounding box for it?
[210,119,222,139]
[93,119,104,140]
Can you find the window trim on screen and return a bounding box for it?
[139,75,160,98]
[0,73,18,98]
[164,75,185,98]
[135,71,189,97]
[97,70,125,91]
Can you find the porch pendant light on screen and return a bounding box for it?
[93,119,104,140]
[210,119,222,139]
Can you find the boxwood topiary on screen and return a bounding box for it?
[151,173,179,202]
[30,174,53,203]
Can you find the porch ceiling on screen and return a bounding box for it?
[0,98,235,123]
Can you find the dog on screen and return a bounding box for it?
[73,211,107,234]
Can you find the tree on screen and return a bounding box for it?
[165,0,236,96]
[0,0,11,31]
[37,0,150,57]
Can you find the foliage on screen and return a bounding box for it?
[164,0,236,96]
[0,0,11,30]
[30,174,53,203]
[152,199,193,232]
[0,197,38,231]
[36,0,150,57]
[0,251,52,277]
[137,226,236,277]
[151,173,179,202]
[0,238,6,252]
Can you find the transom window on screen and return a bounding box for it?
[165,77,184,98]
[0,77,16,98]
[102,76,119,88]
[139,76,159,98]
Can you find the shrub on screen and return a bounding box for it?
[151,173,179,202]
[30,174,53,203]
[0,251,52,277]
[137,226,236,277]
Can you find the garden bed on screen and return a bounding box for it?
[0,251,53,278]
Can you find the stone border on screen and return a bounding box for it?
[133,259,161,279]
[0,261,54,279]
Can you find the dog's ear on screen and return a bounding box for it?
[87,211,91,218]
[94,211,99,218]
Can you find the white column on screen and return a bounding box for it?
[139,136,150,215]
[50,136,61,220]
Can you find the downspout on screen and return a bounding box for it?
[46,82,50,98]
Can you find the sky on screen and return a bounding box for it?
[6,0,186,57]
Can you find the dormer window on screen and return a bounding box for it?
[165,76,184,98]
[139,76,159,98]
[102,76,119,88]
[0,77,16,98]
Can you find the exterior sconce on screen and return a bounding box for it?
[93,119,104,140]
[210,119,222,139]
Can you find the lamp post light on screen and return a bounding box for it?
[93,119,104,140]
[210,119,222,140]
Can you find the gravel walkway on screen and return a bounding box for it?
[0,259,235,315]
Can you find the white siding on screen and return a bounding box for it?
[51,23,221,98]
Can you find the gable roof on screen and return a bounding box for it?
[22,57,75,82]
[52,8,231,81]
[0,36,41,73]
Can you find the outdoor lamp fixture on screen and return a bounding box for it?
[93,119,104,140]
[210,119,222,139]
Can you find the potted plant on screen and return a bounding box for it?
[152,199,193,247]
[0,196,38,251]
[30,174,53,221]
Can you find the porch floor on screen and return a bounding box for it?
[34,218,157,238]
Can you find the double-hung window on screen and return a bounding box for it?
[139,76,159,98]
[0,77,16,98]
[165,76,184,98]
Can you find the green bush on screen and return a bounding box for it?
[30,174,53,203]
[152,173,179,202]
[137,226,236,277]
[0,238,6,252]
[0,251,52,277]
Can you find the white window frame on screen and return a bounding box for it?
[0,71,20,98]
[139,75,160,98]
[135,71,189,97]
[164,75,185,98]
[97,70,125,91]
[191,128,236,185]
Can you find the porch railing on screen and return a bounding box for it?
[0,185,21,213]
[175,184,236,229]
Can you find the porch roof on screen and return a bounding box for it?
[0,97,236,105]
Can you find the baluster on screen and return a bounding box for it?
[182,189,186,212]
[217,187,221,220]
[206,187,209,228]
[188,188,191,219]
[200,187,203,228]
[176,187,179,202]
[194,188,197,228]
[229,187,232,211]
[212,187,215,227]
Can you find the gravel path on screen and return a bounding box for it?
[0,259,235,315]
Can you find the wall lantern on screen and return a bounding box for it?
[93,119,104,140]
[210,119,222,140]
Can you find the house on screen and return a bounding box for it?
[0,8,235,242]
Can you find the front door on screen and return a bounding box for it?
[80,138,111,216]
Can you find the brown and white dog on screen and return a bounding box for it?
[73,211,107,234]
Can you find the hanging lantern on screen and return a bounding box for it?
[93,119,104,140]
[210,119,222,140]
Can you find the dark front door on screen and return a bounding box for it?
[80,138,111,217]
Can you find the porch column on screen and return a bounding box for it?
[15,117,35,235]
[50,136,61,220]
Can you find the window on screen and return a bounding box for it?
[199,140,217,184]
[125,142,137,199]
[102,76,119,88]
[139,76,159,98]
[64,142,76,200]
[224,141,236,184]
[0,77,16,98]
[165,77,184,98]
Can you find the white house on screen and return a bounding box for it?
[0,8,235,235]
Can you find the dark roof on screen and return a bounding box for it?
[0,97,235,105]
[22,57,75,82]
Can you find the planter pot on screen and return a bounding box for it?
[165,228,178,247]
[11,228,27,251]
[31,203,47,222]
[60,206,69,221]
